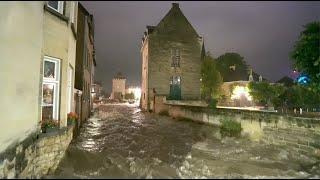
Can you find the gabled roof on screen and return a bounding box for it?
[152,3,200,37]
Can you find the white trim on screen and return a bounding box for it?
[42,56,61,120]
[47,1,64,14]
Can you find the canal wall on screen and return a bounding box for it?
[0,125,74,178]
[156,99,320,157]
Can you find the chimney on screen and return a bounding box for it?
[172,3,179,8]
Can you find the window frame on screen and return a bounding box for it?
[171,48,181,67]
[47,1,64,14]
[42,56,61,120]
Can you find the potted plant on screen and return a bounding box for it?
[67,112,78,126]
[41,119,59,133]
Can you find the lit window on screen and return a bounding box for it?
[48,1,64,14]
[42,56,60,121]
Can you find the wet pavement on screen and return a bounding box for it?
[49,103,320,179]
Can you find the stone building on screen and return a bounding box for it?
[75,3,96,124]
[0,1,79,178]
[218,68,268,107]
[111,72,126,100]
[140,3,205,111]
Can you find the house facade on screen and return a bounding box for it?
[42,1,78,127]
[140,3,205,111]
[75,3,95,124]
[0,0,78,153]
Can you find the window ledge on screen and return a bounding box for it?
[44,4,69,23]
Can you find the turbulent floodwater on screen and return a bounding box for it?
[49,103,320,179]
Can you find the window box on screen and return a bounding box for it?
[41,119,60,133]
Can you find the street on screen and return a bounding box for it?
[50,103,319,178]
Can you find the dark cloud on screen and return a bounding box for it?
[81,1,320,93]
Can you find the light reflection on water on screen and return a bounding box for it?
[51,104,320,179]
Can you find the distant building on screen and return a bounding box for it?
[276,76,294,87]
[140,3,205,111]
[218,68,268,107]
[111,72,126,100]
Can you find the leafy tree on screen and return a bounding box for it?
[290,21,320,92]
[125,92,135,100]
[276,84,320,111]
[216,52,249,82]
[248,82,285,107]
[201,53,223,102]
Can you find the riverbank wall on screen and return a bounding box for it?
[0,125,74,178]
[154,96,320,157]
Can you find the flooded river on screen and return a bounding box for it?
[50,104,320,178]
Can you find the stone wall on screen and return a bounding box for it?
[0,125,74,178]
[158,103,320,157]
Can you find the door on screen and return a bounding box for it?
[169,76,181,100]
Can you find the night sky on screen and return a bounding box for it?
[81,1,320,93]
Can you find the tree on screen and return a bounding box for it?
[216,52,249,82]
[125,92,135,100]
[248,82,285,108]
[201,53,223,103]
[290,21,320,92]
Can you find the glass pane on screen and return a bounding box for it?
[42,84,54,105]
[44,61,55,79]
[42,106,53,120]
[48,1,59,10]
[172,76,181,85]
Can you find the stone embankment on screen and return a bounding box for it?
[0,125,74,178]
[153,96,320,158]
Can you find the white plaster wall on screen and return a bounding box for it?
[0,2,44,153]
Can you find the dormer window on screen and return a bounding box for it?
[48,1,64,14]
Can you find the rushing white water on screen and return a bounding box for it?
[50,103,320,179]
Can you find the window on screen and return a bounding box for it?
[42,56,60,121]
[47,1,64,14]
[171,49,180,67]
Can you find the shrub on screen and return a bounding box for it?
[67,112,79,125]
[220,118,242,137]
[208,98,218,109]
[41,119,59,132]
[158,110,169,116]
